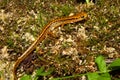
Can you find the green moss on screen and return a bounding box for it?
[6,39,14,47]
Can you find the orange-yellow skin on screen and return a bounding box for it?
[13,12,87,80]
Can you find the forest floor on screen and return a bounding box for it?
[0,0,120,80]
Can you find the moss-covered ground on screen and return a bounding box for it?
[0,0,120,80]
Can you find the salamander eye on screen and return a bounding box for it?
[81,15,85,18]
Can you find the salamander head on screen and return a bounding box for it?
[73,12,87,20]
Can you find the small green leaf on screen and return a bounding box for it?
[86,0,90,4]
[95,56,107,72]
[39,67,54,76]
[87,73,100,80]
[87,72,111,80]
[98,73,111,80]
[36,66,45,76]
[20,74,31,80]
[33,76,39,80]
[108,58,120,70]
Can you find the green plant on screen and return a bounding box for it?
[87,56,120,80]
[20,66,54,80]
[20,56,120,80]
[86,0,90,4]
[51,56,120,80]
